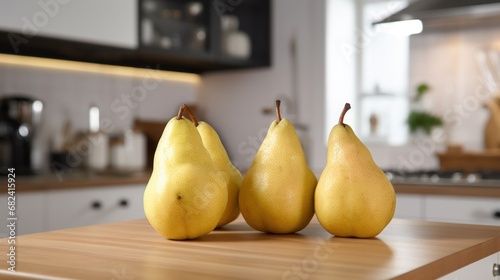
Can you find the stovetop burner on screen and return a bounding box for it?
[477,170,500,180]
[383,169,500,185]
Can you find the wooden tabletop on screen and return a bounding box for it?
[1,217,500,280]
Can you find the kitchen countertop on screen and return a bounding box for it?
[15,169,151,192]
[394,182,500,197]
[15,170,500,198]
[1,217,500,279]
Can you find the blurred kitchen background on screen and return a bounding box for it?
[1,0,500,236]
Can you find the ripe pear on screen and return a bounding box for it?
[239,100,317,234]
[196,121,242,227]
[315,103,396,238]
[143,105,228,240]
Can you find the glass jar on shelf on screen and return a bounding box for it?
[221,15,251,59]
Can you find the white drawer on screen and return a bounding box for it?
[426,195,500,226]
[0,192,46,235]
[394,194,425,220]
[439,252,499,280]
[47,184,146,231]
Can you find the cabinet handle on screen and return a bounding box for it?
[493,263,499,277]
[119,199,129,208]
[493,211,500,219]
[91,201,102,210]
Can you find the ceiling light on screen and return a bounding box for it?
[375,19,423,36]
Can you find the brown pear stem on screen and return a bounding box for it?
[183,104,199,127]
[176,104,186,120]
[176,104,199,126]
[339,103,351,127]
[275,100,282,123]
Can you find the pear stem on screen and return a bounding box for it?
[339,103,351,127]
[275,100,282,123]
[183,104,199,127]
[176,104,186,120]
[176,104,199,126]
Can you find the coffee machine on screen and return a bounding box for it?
[0,96,43,175]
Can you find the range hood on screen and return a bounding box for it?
[374,0,500,27]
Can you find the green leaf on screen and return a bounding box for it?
[415,83,430,102]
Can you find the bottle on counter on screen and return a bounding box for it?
[110,129,146,173]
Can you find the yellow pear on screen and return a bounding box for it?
[239,100,317,234]
[196,121,242,227]
[143,105,228,240]
[315,103,396,238]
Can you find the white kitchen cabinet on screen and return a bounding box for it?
[426,196,500,226]
[394,194,425,220]
[47,184,146,231]
[393,193,500,226]
[0,0,137,48]
[438,252,499,280]
[0,191,46,236]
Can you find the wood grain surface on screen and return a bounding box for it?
[394,183,500,197]
[1,217,500,280]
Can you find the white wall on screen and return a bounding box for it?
[359,1,410,146]
[409,25,496,151]
[198,0,327,172]
[325,0,357,142]
[367,23,500,171]
[0,64,197,172]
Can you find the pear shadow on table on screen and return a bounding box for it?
[165,222,311,243]
[213,222,252,232]
[196,228,309,243]
[191,217,336,242]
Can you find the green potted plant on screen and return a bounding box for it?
[407,83,443,134]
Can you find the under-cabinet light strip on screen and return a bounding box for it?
[0,53,200,84]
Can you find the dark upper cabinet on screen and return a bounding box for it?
[136,0,271,73]
[0,0,271,74]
